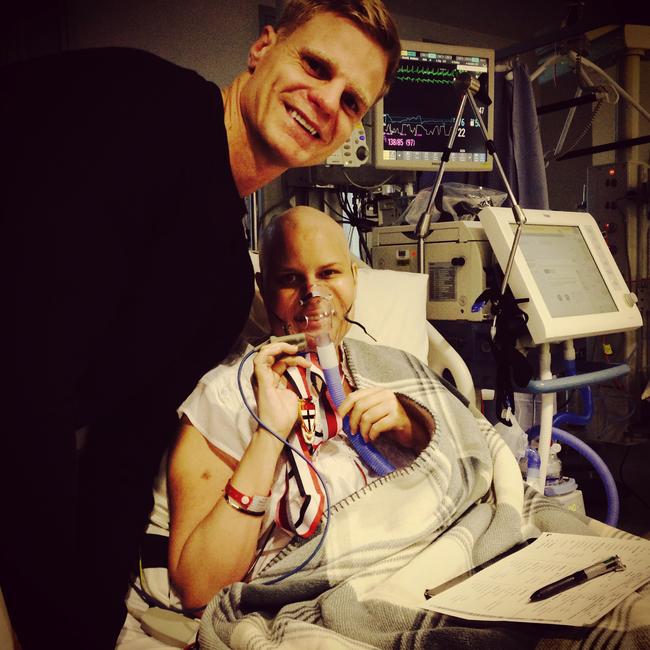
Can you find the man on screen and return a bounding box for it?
[0,2,400,648]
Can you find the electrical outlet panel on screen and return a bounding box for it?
[586,162,648,282]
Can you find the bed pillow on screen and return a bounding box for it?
[347,267,429,364]
[243,253,429,364]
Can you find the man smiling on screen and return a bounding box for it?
[0,2,399,648]
[231,8,392,184]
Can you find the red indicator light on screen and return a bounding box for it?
[608,168,616,176]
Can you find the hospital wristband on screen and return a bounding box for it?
[224,480,269,517]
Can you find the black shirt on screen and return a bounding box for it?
[1,47,254,426]
[0,48,254,647]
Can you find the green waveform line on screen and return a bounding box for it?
[398,65,456,78]
[396,74,454,85]
[396,65,456,85]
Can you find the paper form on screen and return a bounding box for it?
[422,532,650,626]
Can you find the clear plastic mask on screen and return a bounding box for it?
[293,285,334,349]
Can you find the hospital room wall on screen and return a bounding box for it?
[65,0,262,88]
[1,2,261,80]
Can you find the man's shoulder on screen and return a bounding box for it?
[2,47,219,103]
[197,346,255,389]
[82,47,210,83]
[10,46,197,74]
[178,346,255,427]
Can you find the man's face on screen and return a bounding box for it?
[241,12,388,169]
[261,218,357,348]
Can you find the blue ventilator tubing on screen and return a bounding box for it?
[527,424,620,527]
[316,340,395,476]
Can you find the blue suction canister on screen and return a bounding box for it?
[297,287,395,477]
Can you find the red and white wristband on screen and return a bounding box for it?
[224,480,270,517]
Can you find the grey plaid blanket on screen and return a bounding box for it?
[198,339,650,649]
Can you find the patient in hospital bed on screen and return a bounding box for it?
[120,206,650,649]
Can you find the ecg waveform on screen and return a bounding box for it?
[396,64,456,85]
[383,115,454,138]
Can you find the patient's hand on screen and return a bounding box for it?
[252,341,311,440]
[338,386,428,450]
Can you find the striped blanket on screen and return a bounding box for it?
[198,339,650,649]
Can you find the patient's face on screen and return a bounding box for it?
[262,215,356,347]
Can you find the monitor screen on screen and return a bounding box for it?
[516,224,617,318]
[478,207,642,344]
[373,40,494,172]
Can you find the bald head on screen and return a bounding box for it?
[257,206,357,343]
[258,206,351,280]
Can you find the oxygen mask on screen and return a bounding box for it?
[293,286,335,349]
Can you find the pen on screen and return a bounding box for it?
[424,538,537,599]
[529,555,626,602]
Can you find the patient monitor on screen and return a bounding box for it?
[478,207,642,344]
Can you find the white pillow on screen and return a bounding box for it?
[347,267,429,364]
[244,252,429,364]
